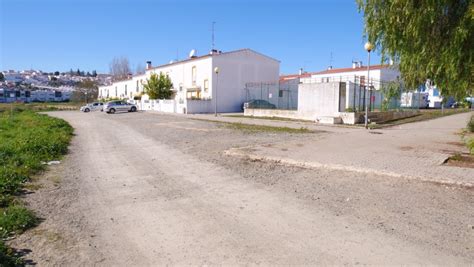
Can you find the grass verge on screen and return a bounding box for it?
[0,102,81,113]
[0,109,73,265]
[369,108,472,129]
[224,114,313,123]
[212,120,312,133]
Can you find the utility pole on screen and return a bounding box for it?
[214,67,219,116]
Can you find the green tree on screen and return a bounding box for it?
[74,79,99,102]
[92,70,97,77]
[143,72,174,100]
[380,81,403,111]
[0,72,4,82]
[357,0,473,98]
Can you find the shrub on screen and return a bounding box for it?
[468,138,474,155]
[468,115,474,133]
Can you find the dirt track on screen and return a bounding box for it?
[11,111,474,265]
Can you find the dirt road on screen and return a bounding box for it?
[12,111,473,265]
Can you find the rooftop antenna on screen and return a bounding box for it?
[329,52,333,67]
[211,21,216,51]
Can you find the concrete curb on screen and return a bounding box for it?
[224,148,474,189]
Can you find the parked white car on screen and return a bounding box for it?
[80,102,104,112]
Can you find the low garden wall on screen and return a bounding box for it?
[245,108,420,125]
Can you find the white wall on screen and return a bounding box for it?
[298,82,342,118]
[212,49,280,112]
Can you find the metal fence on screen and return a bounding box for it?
[244,81,298,110]
[301,75,423,112]
[244,76,423,112]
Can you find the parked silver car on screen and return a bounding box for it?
[80,102,104,112]
[104,100,137,114]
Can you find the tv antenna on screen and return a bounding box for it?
[211,21,216,50]
[329,52,334,68]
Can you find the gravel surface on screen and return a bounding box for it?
[9,111,474,265]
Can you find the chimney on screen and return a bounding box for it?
[210,49,218,55]
[357,61,363,68]
[327,66,333,70]
[299,68,303,75]
[146,61,152,70]
[352,61,357,69]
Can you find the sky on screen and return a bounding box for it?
[0,0,381,75]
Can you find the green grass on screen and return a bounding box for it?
[0,109,73,265]
[224,114,312,123]
[0,102,81,113]
[369,108,471,129]
[216,121,312,133]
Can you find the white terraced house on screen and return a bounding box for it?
[99,48,280,114]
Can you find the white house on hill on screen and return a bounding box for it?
[99,48,280,113]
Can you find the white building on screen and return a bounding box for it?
[301,62,400,90]
[99,48,280,113]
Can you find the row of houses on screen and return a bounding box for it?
[99,47,453,123]
[99,49,279,114]
[0,88,72,103]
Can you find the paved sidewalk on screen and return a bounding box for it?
[225,112,474,187]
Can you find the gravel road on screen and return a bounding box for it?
[11,111,473,265]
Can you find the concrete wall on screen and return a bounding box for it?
[186,99,213,113]
[131,99,177,113]
[298,82,342,117]
[244,108,299,119]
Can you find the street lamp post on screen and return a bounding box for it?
[214,67,219,117]
[364,41,374,129]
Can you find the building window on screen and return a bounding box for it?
[203,79,209,92]
[192,66,197,85]
[136,80,139,92]
[115,86,117,96]
[278,90,283,97]
[125,84,127,96]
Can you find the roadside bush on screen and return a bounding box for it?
[468,115,474,132]
[468,138,474,155]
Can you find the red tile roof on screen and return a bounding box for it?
[279,73,312,81]
[313,64,389,75]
